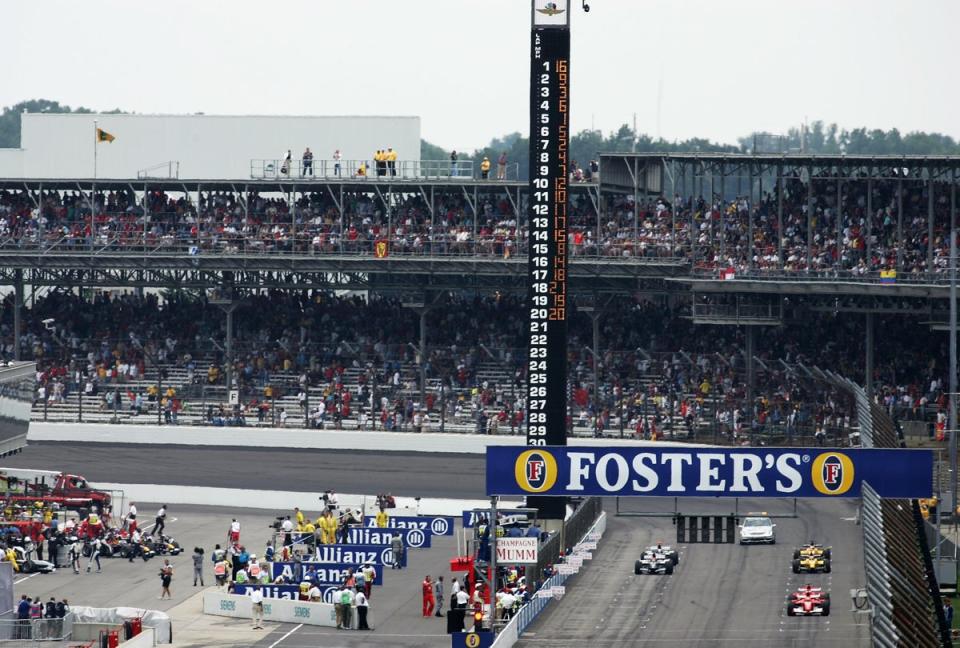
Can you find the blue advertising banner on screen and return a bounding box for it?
[311,544,406,567]
[486,446,934,499]
[362,515,455,536]
[345,527,432,548]
[462,509,530,529]
[452,631,494,648]
[270,561,383,586]
[233,583,339,603]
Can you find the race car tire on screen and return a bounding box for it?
[824,560,831,574]
[101,545,113,557]
[824,548,832,560]
[665,563,673,575]
[671,554,679,566]
[792,559,800,574]
[786,606,795,616]
[822,601,830,616]
[634,560,641,575]
[823,593,830,603]
[793,549,800,560]
[82,545,91,558]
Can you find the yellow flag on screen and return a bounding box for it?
[96,128,115,143]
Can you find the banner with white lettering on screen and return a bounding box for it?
[311,543,406,567]
[486,446,934,498]
[362,515,454,536]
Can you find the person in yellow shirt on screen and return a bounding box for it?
[374,150,384,177]
[319,510,338,544]
[295,507,305,527]
[375,507,389,528]
[480,157,491,180]
[386,147,397,176]
[357,161,367,177]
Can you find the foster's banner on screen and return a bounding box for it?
[486,446,933,498]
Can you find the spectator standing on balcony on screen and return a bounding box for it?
[496,152,507,180]
[333,149,342,176]
[480,157,491,180]
[387,148,397,176]
[302,148,314,177]
[450,151,458,177]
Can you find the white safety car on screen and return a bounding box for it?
[738,514,776,544]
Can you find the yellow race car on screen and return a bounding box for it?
[793,542,832,561]
[792,543,832,573]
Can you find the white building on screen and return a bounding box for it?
[0,113,420,180]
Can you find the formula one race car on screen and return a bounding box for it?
[9,546,56,573]
[634,548,675,575]
[645,543,679,565]
[786,585,830,616]
[793,542,832,561]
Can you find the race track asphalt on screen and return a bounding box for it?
[4,442,486,499]
[516,497,869,648]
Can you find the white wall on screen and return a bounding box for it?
[14,113,420,179]
[0,149,23,177]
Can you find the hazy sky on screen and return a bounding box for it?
[4,0,958,151]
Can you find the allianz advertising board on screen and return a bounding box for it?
[486,446,933,498]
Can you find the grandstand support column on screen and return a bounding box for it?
[865,312,874,401]
[719,162,725,264]
[805,165,813,270]
[290,186,296,253]
[866,176,873,266]
[896,178,904,272]
[13,270,22,361]
[745,326,755,441]
[776,164,784,268]
[927,177,935,273]
[836,175,842,272]
[748,164,756,272]
[633,158,639,248]
[419,308,428,417]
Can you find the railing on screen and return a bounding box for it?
[691,266,954,286]
[0,614,74,642]
[249,158,504,181]
[137,161,180,179]
[492,507,607,647]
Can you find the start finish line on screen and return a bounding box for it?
[485,446,934,499]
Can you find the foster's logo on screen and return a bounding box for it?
[811,452,855,495]
[514,449,558,493]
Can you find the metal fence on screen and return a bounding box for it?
[0,614,73,643]
[810,366,948,647]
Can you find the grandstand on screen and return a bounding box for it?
[0,152,955,447]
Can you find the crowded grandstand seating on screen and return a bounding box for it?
[0,176,954,275]
[2,292,947,443]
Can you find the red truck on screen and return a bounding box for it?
[1,469,112,518]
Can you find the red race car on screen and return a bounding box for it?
[786,585,830,616]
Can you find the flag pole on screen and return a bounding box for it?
[93,119,98,180]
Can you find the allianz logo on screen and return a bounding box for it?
[294,607,311,619]
[219,600,235,611]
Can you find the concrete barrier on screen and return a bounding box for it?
[203,590,337,627]
[29,422,706,453]
[120,626,155,647]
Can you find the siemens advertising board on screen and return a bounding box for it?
[486,446,934,499]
